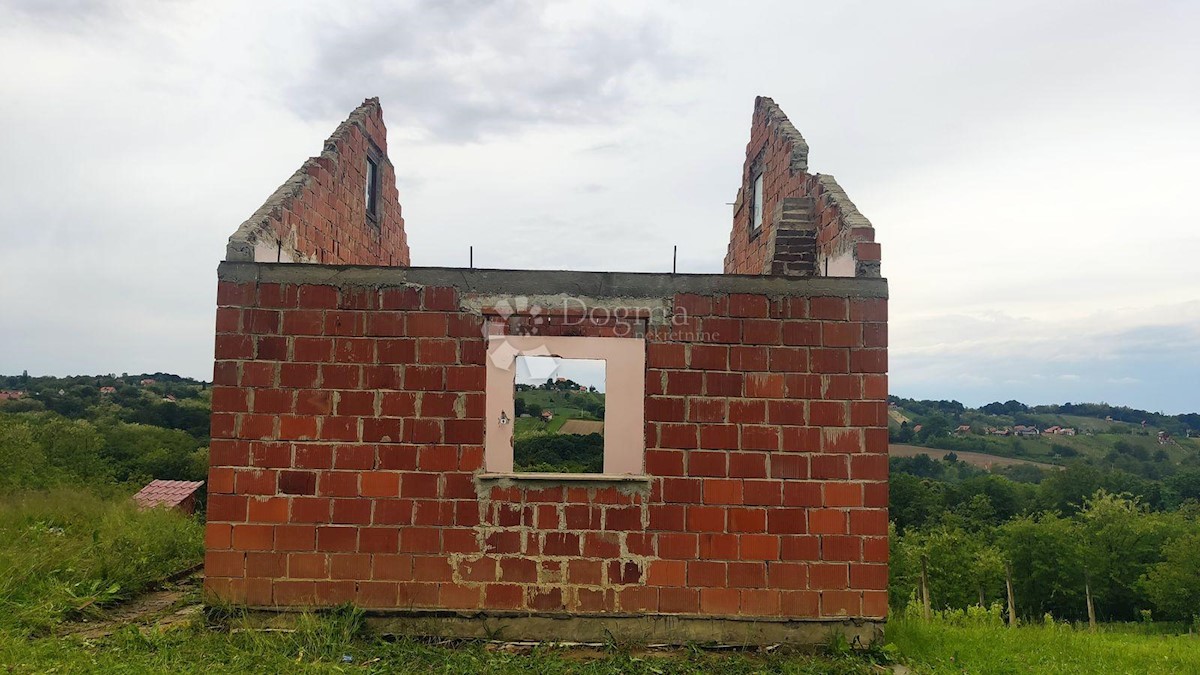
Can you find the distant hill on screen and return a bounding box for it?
[0,373,210,492]
[512,383,605,473]
[888,395,1200,481]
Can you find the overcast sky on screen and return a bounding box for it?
[516,357,605,392]
[1,0,1197,413]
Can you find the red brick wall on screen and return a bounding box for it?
[724,97,880,278]
[225,98,411,267]
[206,274,888,620]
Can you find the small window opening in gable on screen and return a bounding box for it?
[750,172,764,236]
[485,335,645,478]
[513,356,605,473]
[365,156,380,221]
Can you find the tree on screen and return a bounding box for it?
[1050,443,1077,458]
[0,421,47,490]
[1077,491,1185,621]
[1166,470,1200,503]
[894,525,990,611]
[889,473,945,532]
[1142,530,1200,619]
[973,545,1007,607]
[999,513,1085,620]
[513,432,603,473]
[33,417,112,483]
[917,414,951,442]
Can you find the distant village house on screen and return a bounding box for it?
[1044,426,1076,436]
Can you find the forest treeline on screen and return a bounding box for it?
[891,489,1200,622]
[0,373,209,493]
[890,395,1200,438]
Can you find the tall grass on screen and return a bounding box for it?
[0,606,887,674]
[888,614,1200,674]
[0,488,203,635]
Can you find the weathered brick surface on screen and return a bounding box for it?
[206,279,888,620]
[225,98,410,267]
[724,97,880,279]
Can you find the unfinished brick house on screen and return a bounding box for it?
[206,96,888,644]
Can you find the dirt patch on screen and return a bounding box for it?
[61,572,202,640]
[559,419,604,435]
[889,444,1061,470]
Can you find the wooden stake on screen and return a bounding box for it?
[920,555,932,620]
[1085,571,1097,632]
[1005,562,1017,627]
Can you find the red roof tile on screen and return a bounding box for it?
[132,479,204,509]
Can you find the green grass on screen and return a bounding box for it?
[0,488,203,635]
[888,616,1200,674]
[7,607,1200,675]
[514,414,576,436]
[0,608,887,674]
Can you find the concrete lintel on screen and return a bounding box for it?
[235,607,884,646]
[477,472,653,483]
[216,263,888,300]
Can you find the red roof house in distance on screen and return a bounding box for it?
[133,480,205,514]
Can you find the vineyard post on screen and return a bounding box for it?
[1005,561,1017,627]
[920,555,932,620]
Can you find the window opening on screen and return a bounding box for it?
[484,335,645,476]
[751,172,764,234]
[365,156,379,219]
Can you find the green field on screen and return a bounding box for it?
[888,616,1200,674]
[513,388,605,437]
